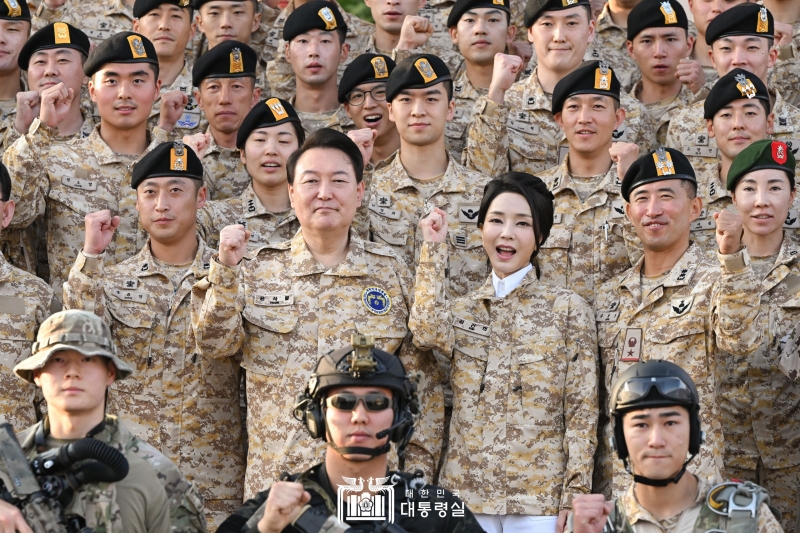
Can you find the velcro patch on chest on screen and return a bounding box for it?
[62,171,97,191]
[785,209,800,229]
[453,316,490,337]
[112,288,149,303]
[596,310,620,322]
[621,328,642,361]
[670,295,694,317]
[253,292,294,306]
[368,203,401,220]
[458,204,480,223]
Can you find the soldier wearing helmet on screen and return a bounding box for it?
[0,309,205,533]
[567,360,783,533]
[217,335,483,533]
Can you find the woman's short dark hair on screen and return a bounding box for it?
[477,172,555,279]
[286,128,363,185]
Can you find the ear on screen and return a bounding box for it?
[288,181,296,208]
[686,34,695,56]
[344,102,354,119]
[449,26,458,45]
[768,46,778,69]
[506,24,516,44]
[689,195,703,222]
[88,77,97,102]
[252,10,262,32]
[193,87,204,111]
[554,111,564,129]
[1,200,15,229]
[132,20,140,32]
[587,18,596,44]
[445,97,455,121]
[196,184,208,209]
[355,179,365,206]
[106,360,116,386]
[527,24,534,44]
[706,118,715,138]
[387,101,396,122]
[766,112,774,135]
[614,106,626,130]
[625,39,634,58]
[339,42,350,65]
[252,86,262,106]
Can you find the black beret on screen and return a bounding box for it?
[133,0,192,18]
[524,0,589,29]
[727,139,796,191]
[0,0,30,21]
[447,0,510,28]
[236,97,301,148]
[131,141,203,189]
[386,54,452,103]
[338,53,396,103]
[703,68,769,120]
[18,23,90,70]
[192,40,257,86]
[621,148,696,202]
[84,32,158,77]
[552,60,620,115]
[627,0,688,41]
[706,3,773,45]
[282,1,347,43]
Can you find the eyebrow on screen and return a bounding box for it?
[740,177,788,185]
[102,69,151,78]
[488,210,533,218]
[300,169,351,177]
[142,178,189,187]
[630,410,682,420]
[399,87,443,96]
[464,8,505,16]
[632,186,676,198]
[639,30,680,39]
[539,12,583,20]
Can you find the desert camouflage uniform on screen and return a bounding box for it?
[536,156,641,307]
[263,0,375,100]
[34,0,133,45]
[568,477,783,533]
[0,252,56,431]
[718,231,800,533]
[191,229,445,499]
[63,238,244,530]
[462,68,657,177]
[446,61,487,160]
[417,0,457,52]
[584,4,640,92]
[192,1,276,66]
[592,243,762,498]
[196,182,299,250]
[201,131,251,200]
[409,241,598,514]
[4,119,169,296]
[629,82,694,146]
[148,61,204,137]
[367,152,490,298]
[769,55,800,109]
[290,96,354,135]
[18,415,207,533]
[666,90,800,166]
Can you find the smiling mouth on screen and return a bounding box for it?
[364,114,381,124]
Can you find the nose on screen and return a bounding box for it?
[552,22,566,41]
[155,189,170,211]
[350,401,369,423]
[316,177,333,200]
[653,39,665,57]
[218,83,233,103]
[647,424,668,448]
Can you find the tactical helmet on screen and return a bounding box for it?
[610,360,703,486]
[293,334,419,460]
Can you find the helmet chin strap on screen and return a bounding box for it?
[629,454,696,487]
[325,419,406,459]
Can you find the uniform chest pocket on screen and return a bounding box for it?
[448,223,483,251]
[243,303,299,334]
[0,305,37,369]
[509,130,549,168]
[540,227,571,250]
[106,299,156,395]
[514,337,567,425]
[48,179,103,216]
[451,331,489,421]
[445,122,467,140]
[645,313,706,370]
[369,212,409,247]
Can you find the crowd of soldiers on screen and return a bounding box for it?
[0,0,798,531]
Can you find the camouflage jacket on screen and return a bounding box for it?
[148,62,204,137]
[196,181,299,250]
[63,238,244,529]
[191,229,444,499]
[592,243,762,498]
[202,130,251,200]
[447,62,486,161]
[4,120,168,296]
[367,151,490,298]
[718,232,800,470]
[288,95,354,136]
[584,4,640,92]
[18,415,207,533]
[536,156,642,307]
[409,242,598,515]
[263,0,375,100]
[462,68,658,177]
[0,252,56,431]
[629,82,694,146]
[665,89,800,168]
[34,0,133,45]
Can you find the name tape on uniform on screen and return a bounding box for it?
[112,288,149,303]
[368,203,401,220]
[254,292,294,306]
[453,317,490,336]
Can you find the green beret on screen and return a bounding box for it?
[706,3,773,45]
[236,97,301,149]
[338,53,396,104]
[386,53,452,103]
[621,148,696,201]
[0,0,30,21]
[704,68,769,120]
[727,139,796,191]
[18,23,90,70]
[524,0,589,28]
[282,1,347,43]
[83,32,158,77]
[552,60,620,115]
[192,40,257,86]
[627,0,688,41]
[131,141,203,189]
[447,0,510,28]
[133,0,192,18]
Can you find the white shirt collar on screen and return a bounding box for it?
[492,264,533,298]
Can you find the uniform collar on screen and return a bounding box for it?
[240,182,296,222]
[89,125,155,166]
[621,476,711,527]
[386,150,468,194]
[492,264,533,297]
[619,242,702,293]
[0,252,11,281]
[761,231,800,293]
[522,67,553,111]
[289,228,369,277]
[106,0,134,19]
[550,154,621,196]
[205,128,240,157]
[595,3,624,34]
[452,67,483,101]
[161,61,193,93]
[134,235,213,279]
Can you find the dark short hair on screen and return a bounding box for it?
[286,128,363,186]
[477,172,554,279]
[0,162,10,202]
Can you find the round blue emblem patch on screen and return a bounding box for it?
[362,287,391,316]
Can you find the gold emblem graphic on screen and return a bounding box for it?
[594,61,612,90]
[735,73,757,98]
[660,2,678,24]
[266,98,289,120]
[4,0,21,17]
[128,35,147,58]
[319,7,337,30]
[653,148,675,176]
[756,6,769,33]
[371,56,388,78]
[54,22,71,44]
[170,141,186,172]
[230,48,244,73]
[415,58,437,83]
